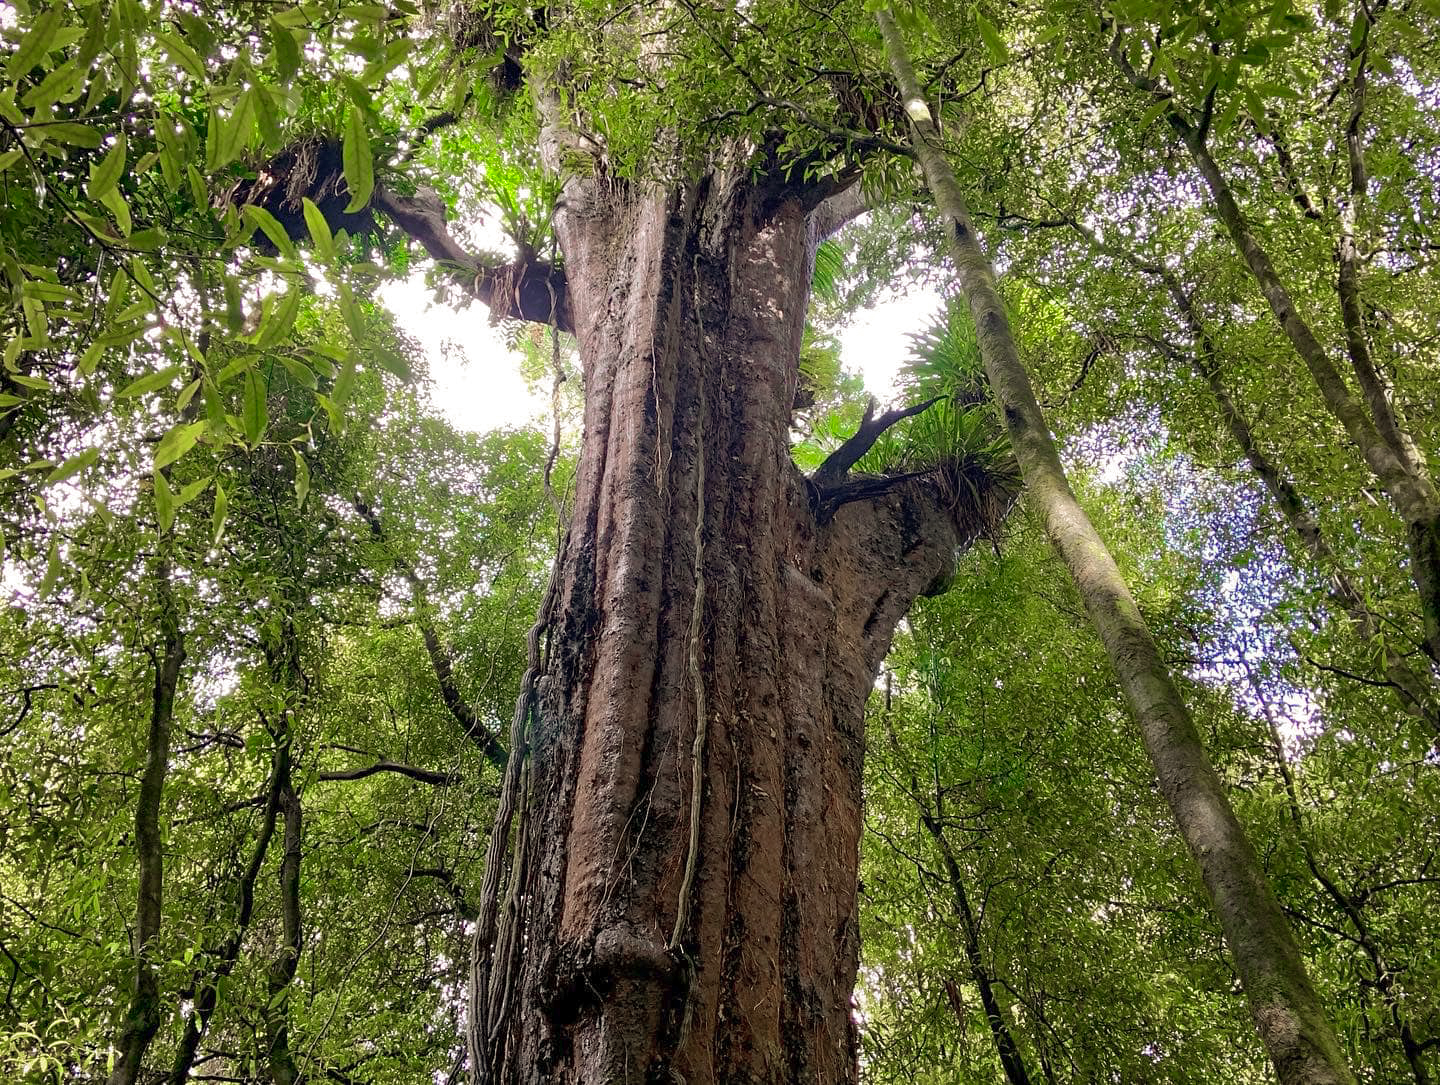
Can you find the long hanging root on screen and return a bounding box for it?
[467,268,570,1079]
[669,386,707,953]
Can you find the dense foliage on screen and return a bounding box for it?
[1,0,1437,1080]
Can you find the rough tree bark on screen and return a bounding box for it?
[462,158,1003,1081]
[877,11,1357,1085]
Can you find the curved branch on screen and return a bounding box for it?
[317,760,459,786]
[353,497,508,768]
[372,187,573,331]
[811,395,942,490]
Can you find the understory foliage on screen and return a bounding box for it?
[1,0,1438,1081]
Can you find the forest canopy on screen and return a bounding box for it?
[1,0,1438,1082]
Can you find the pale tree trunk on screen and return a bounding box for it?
[465,160,1002,1082]
[877,11,1356,1085]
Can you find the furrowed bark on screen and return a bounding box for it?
[464,123,1008,1079]
[878,11,1357,1085]
[109,560,186,1085]
[1106,23,1440,670]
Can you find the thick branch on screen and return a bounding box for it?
[811,395,942,490]
[811,180,872,241]
[372,187,573,331]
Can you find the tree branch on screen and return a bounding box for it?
[811,396,942,491]
[371,186,573,331]
[317,760,460,786]
[353,497,508,768]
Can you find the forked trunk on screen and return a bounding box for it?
[469,169,992,1082]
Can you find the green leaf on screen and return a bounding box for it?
[153,471,175,534]
[302,198,335,259]
[254,288,301,349]
[6,8,65,80]
[242,204,297,257]
[187,163,209,209]
[176,475,213,505]
[293,448,310,505]
[176,378,202,412]
[77,342,105,376]
[44,448,99,487]
[214,88,256,169]
[21,56,84,111]
[279,356,318,389]
[86,135,127,202]
[153,421,207,470]
[243,370,269,446]
[331,352,357,407]
[337,281,365,339]
[211,480,228,545]
[1245,87,1270,134]
[116,365,184,399]
[343,105,374,212]
[99,186,132,236]
[154,30,207,81]
[38,122,102,148]
[977,14,1009,65]
[38,537,62,598]
[223,275,246,332]
[271,20,303,80]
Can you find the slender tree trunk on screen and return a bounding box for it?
[109,560,186,1085]
[1248,669,1434,1085]
[1068,213,1438,726]
[264,768,303,1085]
[466,161,1003,1082]
[261,617,305,1085]
[168,749,285,1085]
[878,11,1356,1085]
[922,814,1033,1085]
[880,692,1034,1085]
[1160,279,1438,731]
[1107,21,1440,669]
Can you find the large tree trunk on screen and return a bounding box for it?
[468,167,991,1082]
